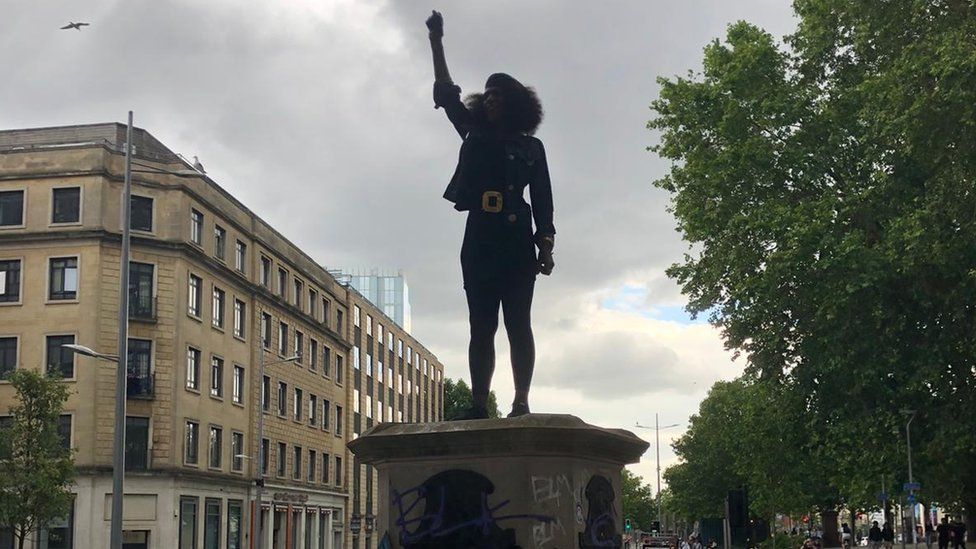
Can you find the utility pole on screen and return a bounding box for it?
[903,410,918,549]
[109,111,134,549]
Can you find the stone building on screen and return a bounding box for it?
[0,123,444,549]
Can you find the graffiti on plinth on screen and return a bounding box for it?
[392,469,555,549]
[578,475,621,549]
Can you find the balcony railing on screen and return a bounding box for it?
[129,294,157,322]
[127,372,154,399]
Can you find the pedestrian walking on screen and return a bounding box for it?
[870,521,884,549]
[926,521,935,549]
[882,523,895,549]
[951,518,967,549]
[938,518,951,549]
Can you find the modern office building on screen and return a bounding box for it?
[0,123,444,549]
[332,270,411,333]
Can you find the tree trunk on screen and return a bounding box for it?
[822,509,840,547]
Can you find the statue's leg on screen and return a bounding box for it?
[502,278,535,415]
[466,285,501,411]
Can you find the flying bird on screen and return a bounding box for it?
[60,22,90,31]
[193,156,206,174]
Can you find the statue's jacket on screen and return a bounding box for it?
[434,81,556,288]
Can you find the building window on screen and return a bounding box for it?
[397,339,403,358]
[293,279,303,308]
[309,394,318,425]
[366,395,373,419]
[125,416,150,472]
[261,375,270,411]
[366,315,373,336]
[186,347,201,390]
[210,356,223,398]
[335,355,344,385]
[52,187,81,223]
[407,346,413,363]
[232,365,244,404]
[308,450,316,482]
[276,442,286,477]
[56,414,71,450]
[127,338,153,398]
[227,500,243,549]
[335,405,343,436]
[336,309,344,332]
[211,286,225,328]
[213,225,226,260]
[233,299,246,339]
[130,195,153,232]
[185,420,199,464]
[335,456,342,487]
[322,299,331,327]
[46,335,75,378]
[322,347,331,377]
[208,425,222,468]
[235,241,246,272]
[261,439,269,475]
[295,331,304,363]
[231,432,244,472]
[260,312,272,349]
[129,262,155,319]
[277,268,287,299]
[179,497,198,549]
[293,388,303,421]
[309,289,317,318]
[366,353,373,377]
[188,274,202,317]
[260,256,271,287]
[353,346,360,371]
[278,322,288,355]
[48,257,78,300]
[322,399,331,430]
[322,452,330,483]
[292,445,302,480]
[0,190,24,226]
[309,339,318,371]
[353,389,360,414]
[190,209,203,245]
[204,498,221,549]
[277,382,287,416]
[353,305,361,327]
[0,259,21,302]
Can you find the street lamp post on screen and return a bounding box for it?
[254,352,299,549]
[64,114,207,549]
[636,417,681,531]
[901,410,918,549]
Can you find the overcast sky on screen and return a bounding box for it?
[1,0,797,488]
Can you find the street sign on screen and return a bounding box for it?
[904,482,920,491]
[907,495,917,505]
[877,492,888,502]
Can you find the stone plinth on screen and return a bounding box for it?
[348,413,649,549]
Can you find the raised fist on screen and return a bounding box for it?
[426,10,444,38]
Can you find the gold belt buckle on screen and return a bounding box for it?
[481,191,503,213]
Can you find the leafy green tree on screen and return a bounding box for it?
[622,468,656,531]
[0,369,76,549]
[442,378,501,420]
[650,0,976,519]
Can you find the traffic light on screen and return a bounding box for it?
[651,521,662,533]
[625,518,632,532]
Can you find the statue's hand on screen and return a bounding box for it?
[426,10,444,38]
[538,249,555,276]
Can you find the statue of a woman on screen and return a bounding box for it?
[426,10,556,419]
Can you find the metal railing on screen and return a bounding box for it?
[129,294,157,322]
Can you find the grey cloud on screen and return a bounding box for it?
[534,331,687,398]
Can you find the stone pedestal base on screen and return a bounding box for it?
[348,413,649,549]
